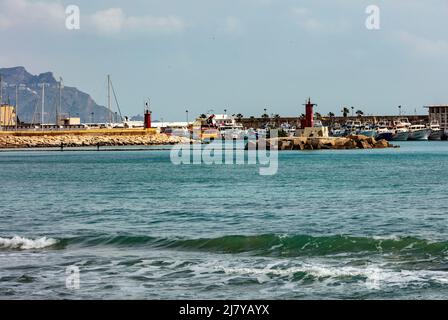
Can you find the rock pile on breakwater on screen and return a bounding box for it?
[0,134,190,148]
[247,135,397,151]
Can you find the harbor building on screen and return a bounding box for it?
[426,105,448,131]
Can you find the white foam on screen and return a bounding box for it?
[215,262,448,288]
[0,236,58,250]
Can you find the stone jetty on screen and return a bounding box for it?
[0,133,190,149]
[247,135,397,151]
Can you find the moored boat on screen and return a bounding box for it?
[391,128,409,141]
[428,121,443,140]
[390,120,410,141]
[376,127,393,141]
[408,125,431,141]
[375,120,393,140]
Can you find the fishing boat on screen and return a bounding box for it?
[330,123,345,137]
[375,120,393,141]
[390,120,409,141]
[428,121,443,140]
[358,123,376,137]
[408,124,431,141]
[391,127,409,141]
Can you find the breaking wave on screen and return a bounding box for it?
[61,234,448,257]
[0,236,58,250]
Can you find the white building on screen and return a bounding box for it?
[426,105,448,131]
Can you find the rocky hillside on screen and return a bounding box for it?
[0,66,113,123]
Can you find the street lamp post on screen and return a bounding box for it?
[186,110,189,123]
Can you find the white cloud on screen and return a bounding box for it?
[397,31,448,57]
[0,0,186,35]
[89,8,186,35]
[0,0,65,31]
[291,7,323,31]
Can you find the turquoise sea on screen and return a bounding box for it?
[1,141,448,299]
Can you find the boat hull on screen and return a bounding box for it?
[391,131,409,141]
[429,130,443,141]
[408,129,431,141]
[376,132,393,141]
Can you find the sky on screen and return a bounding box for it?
[1,0,448,120]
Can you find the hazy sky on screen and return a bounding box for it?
[1,0,447,120]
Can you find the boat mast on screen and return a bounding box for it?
[41,83,45,130]
[0,75,2,131]
[57,77,63,126]
[107,74,111,125]
[15,84,18,131]
[0,74,3,106]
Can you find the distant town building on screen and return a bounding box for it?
[426,105,448,130]
[0,105,17,126]
[59,117,81,126]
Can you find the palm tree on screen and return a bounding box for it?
[236,113,244,121]
[261,113,269,119]
[199,114,207,119]
[356,110,364,117]
[314,112,322,120]
[328,112,335,118]
[341,107,350,118]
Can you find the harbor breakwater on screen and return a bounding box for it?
[0,132,396,150]
[0,132,190,148]
[248,135,397,150]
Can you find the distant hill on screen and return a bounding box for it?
[0,66,113,123]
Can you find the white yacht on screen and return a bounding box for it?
[215,114,245,139]
[408,124,431,141]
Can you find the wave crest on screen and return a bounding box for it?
[0,236,58,250]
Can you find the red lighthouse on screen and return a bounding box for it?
[303,98,316,128]
[144,99,152,129]
[144,110,152,129]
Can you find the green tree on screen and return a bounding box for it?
[356,110,364,117]
[341,107,350,118]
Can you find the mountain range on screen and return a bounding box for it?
[0,66,113,123]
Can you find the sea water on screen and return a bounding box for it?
[1,141,448,299]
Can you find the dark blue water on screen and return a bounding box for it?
[1,141,448,299]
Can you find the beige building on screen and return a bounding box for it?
[59,117,81,126]
[427,105,448,130]
[0,105,17,126]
